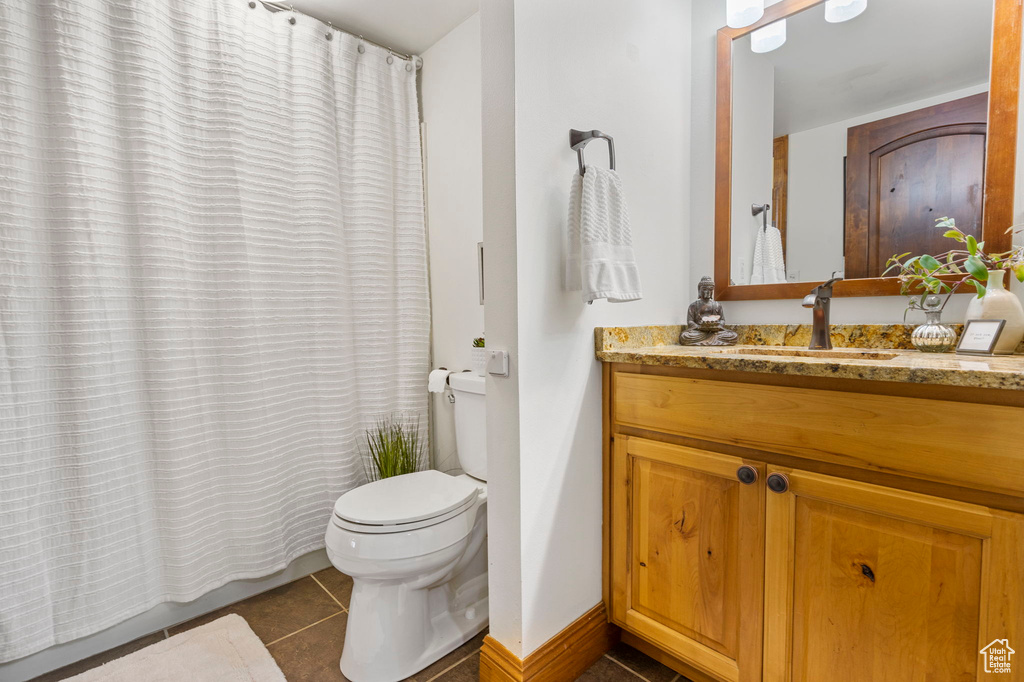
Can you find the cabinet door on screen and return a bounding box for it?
[763,466,1024,682]
[611,436,765,682]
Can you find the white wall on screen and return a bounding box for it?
[690,0,1024,324]
[730,46,775,284]
[481,0,692,658]
[480,0,524,655]
[785,83,988,282]
[421,13,484,474]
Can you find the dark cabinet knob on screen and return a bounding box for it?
[767,473,790,494]
[736,465,758,485]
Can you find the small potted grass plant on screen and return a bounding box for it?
[363,415,425,481]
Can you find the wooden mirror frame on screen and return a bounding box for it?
[714,0,1023,300]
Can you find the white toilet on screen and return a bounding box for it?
[324,372,488,682]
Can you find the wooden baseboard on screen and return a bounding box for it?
[479,603,619,682]
[479,637,522,682]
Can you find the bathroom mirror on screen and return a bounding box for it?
[714,0,1022,300]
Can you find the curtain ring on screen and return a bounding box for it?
[387,51,394,65]
[288,4,296,24]
[405,62,413,72]
[357,37,365,54]
[248,1,255,8]
[326,21,333,40]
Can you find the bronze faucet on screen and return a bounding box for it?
[801,275,843,350]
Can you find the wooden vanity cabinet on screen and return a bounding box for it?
[763,466,1024,682]
[610,437,765,682]
[604,364,1024,682]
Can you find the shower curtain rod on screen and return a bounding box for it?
[257,0,419,65]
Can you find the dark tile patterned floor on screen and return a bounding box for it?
[33,569,686,681]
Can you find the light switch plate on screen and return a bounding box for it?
[487,350,509,378]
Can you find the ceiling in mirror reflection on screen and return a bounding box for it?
[736,0,993,136]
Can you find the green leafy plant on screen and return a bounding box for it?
[363,415,425,481]
[472,336,485,348]
[885,217,1024,315]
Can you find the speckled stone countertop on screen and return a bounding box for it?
[595,325,1024,391]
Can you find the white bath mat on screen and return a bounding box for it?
[65,614,286,682]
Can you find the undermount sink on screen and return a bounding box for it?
[716,347,900,361]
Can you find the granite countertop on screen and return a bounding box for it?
[596,325,1024,391]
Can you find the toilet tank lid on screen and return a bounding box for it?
[449,372,485,395]
[334,470,480,526]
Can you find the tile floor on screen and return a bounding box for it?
[34,569,687,681]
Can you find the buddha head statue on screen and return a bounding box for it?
[698,276,715,301]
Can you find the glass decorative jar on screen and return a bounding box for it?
[912,296,958,353]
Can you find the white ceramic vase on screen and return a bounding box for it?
[964,269,1024,354]
[470,347,487,376]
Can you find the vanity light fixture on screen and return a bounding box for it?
[727,0,764,29]
[823,0,867,23]
[751,18,786,53]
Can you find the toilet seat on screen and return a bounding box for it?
[333,470,482,534]
[334,496,477,534]
[327,495,483,562]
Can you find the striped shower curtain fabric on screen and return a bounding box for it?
[0,0,429,661]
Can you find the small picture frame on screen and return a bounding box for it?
[956,319,1006,356]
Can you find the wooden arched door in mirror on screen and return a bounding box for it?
[845,93,988,279]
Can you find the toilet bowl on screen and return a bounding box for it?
[325,372,488,682]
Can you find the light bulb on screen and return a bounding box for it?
[727,0,764,29]
[824,0,867,23]
[751,19,786,53]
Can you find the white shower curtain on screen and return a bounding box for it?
[0,0,428,662]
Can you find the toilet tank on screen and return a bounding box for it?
[448,372,486,481]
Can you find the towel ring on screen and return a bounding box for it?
[751,202,770,232]
[570,129,615,177]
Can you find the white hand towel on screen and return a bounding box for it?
[565,167,642,303]
[750,225,786,285]
[565,173,584,291]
